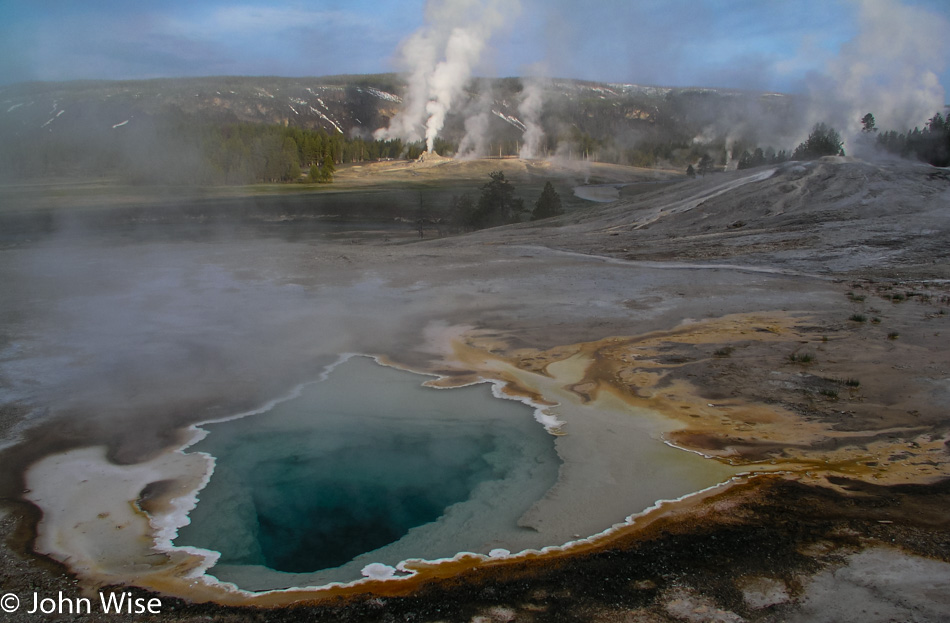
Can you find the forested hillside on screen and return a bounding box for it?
[1,75,946,185]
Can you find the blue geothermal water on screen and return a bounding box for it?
[174,355,560,588]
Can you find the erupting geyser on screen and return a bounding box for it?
[374,0,521,153]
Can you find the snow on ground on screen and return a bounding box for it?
[492,110,526,131]
[309,106,343,134]
[40,109,65,128]
[361,87,402,103]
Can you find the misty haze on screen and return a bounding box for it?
[2,1,950,622]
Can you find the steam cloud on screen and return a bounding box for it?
[518,78,546,159]
[684,0,949,162]
[375,0,521,153]
[456,88,494,159]
[805,0,948,143]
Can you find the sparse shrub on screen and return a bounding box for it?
[789,352,814,364]
[819,388,839,399]
[844,378,861,387]
[891,292,905,302]
[713,347,734,358]
[849,314,867,322]
[887,332,899,340]
[871,317,881,324]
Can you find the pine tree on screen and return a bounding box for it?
[531,182,563,220]
[697,154,714,176]
[315,147,335,183]
[793,123,845,160]
[471,171,526,229]
[737,151,753,170]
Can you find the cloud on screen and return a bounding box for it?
[0,1,415,82]
[803,0,949,140]
[1,0,949,96]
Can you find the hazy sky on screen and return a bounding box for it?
[1,0,948,95]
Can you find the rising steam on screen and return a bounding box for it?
[806,0,948,142]
[518,78,546,159]
[456,87,494,159]
[375,0,521,152]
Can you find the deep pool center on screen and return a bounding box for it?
[174,355,562,591]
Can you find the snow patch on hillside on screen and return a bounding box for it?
[361,87,402,104]
[41,109,65,128]
[310,106,343,134]
[492,110,526,132]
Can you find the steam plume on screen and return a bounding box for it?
[375,0,521,152]
[807,0,948,142]
[456,87,494,159]
[518,78,546,159]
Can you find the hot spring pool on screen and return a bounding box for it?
[174,355,561,590]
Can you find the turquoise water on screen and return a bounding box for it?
[174,355,561,589]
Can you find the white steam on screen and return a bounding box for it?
[456,88,494,159]
[378,29,439,144]
[806,0,948,144]
[518,79,546,159]
[375,0,521,153]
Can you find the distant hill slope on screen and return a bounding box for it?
[0,74,790,140]
[455,158,950,278]
[0,74,800,180]
[0,76,406,139]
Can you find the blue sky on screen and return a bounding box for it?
[1,0,948,96]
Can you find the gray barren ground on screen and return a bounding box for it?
[1,157,949,622]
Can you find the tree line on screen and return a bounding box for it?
[0,111,440,185]
[730,111,950,172]
[872,112,950,167]
[133,122,418,185]
[439,173,563,232]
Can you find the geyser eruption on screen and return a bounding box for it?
[518,78,546,159]
[806,0,948,142]
[375,0,521,152]
[456,88,494,158]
